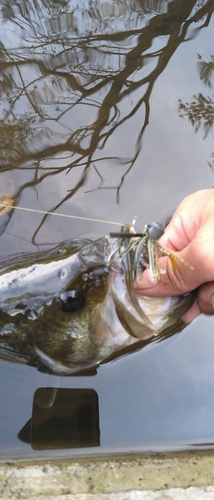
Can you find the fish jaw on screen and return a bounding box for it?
[91,269,157,351]
[34,346,101,375]
[91,289,135,350]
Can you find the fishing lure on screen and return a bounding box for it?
[110,221,194,285]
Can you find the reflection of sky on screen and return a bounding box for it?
[1,2,213,241]
[0,3,213,236]
[0,3,213,246]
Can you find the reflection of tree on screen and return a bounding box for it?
[178,52,214,166]
[0,0,213,238]
[197,54,214,88]
[179,93,214,138]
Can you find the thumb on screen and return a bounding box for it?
[135,238,207,297]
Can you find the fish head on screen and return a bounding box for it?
[0,236,195,375]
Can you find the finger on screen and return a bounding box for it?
[159,216,191,252]
[159,194,203,251]
[197,282,214,314]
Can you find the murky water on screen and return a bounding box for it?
[1,0,214,460]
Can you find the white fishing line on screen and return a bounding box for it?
[0,204,123,226]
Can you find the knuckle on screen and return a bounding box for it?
[164,258,190,294]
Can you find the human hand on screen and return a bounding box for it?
[135,189,214,321]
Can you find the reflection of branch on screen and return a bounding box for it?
[31,165,89,245]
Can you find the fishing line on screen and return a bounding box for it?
[0,204,123,227]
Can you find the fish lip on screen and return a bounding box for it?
[34,346,100,375]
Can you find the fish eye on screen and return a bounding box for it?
[58,290,85,312]
[146,222,164,240]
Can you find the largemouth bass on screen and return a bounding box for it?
[0,236,194,375]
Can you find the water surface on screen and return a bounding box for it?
[1,0,214,459]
